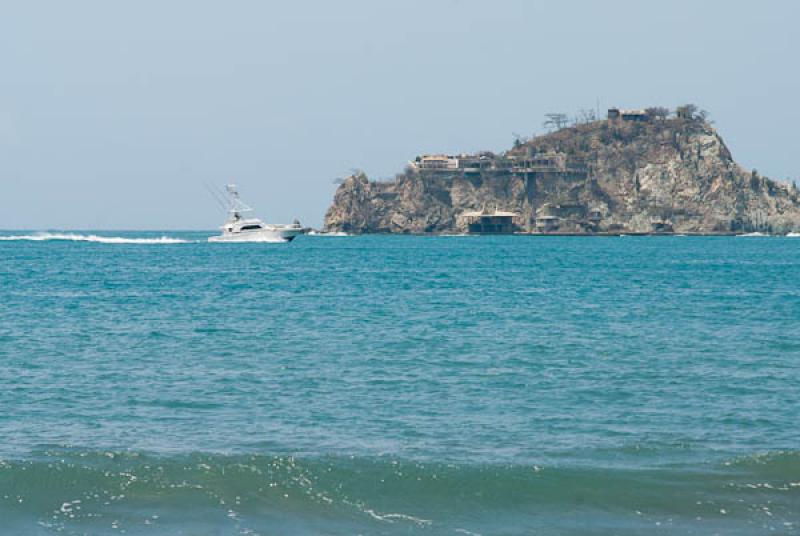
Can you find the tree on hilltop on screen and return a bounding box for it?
[573,109,598,125]
[543,113,569,131]
[676,104,698,120]
[645,106,670,120]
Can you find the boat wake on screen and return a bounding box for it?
[208,235,289,243]
[0,232,190,244]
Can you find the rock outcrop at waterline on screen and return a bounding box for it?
[324,112,800,234]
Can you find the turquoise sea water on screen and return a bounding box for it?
[0,232,798,535]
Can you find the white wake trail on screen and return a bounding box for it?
[0,232,191,244]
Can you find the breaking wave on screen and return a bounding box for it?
[0,232,190,244]
[1,449,798,535]
[737,232,769,237]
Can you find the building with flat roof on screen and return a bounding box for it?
[535,215,560,232]
[608,107,649,122]
[412,154,459,171]
[461,207,519,234]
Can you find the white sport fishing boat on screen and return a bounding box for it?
[208,185,305,243]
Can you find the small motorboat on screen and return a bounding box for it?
[208,185,305,243]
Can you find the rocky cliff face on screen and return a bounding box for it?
[324,116,800,234]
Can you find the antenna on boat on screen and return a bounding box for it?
[204,182,228,213]
[213,184,231,207]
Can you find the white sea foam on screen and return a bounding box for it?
[0,232,190,244]
[306,231,350,237]
[363,508,432,526]
[787,232,800,237]
[207,236,288,243]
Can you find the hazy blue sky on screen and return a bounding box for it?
[1,0,798,229]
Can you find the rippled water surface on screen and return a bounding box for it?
[1,233,798,534]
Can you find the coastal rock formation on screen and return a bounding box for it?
[324,111,800,234]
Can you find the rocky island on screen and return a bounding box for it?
[324,106,800,234]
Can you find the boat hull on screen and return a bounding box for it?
[208,226,304,243]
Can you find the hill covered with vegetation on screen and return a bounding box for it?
[324,106,800,234]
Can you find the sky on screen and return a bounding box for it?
[1,0,798,230]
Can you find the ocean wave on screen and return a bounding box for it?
[737,232,770,237]
[1,450,798,535]
[0,232,190,244]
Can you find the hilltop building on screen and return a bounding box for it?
[409,150,583,176]
[608,107,649,122]
[413,154,460,170]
